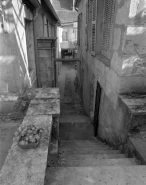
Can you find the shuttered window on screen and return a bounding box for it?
[91,0,97,55]
[77,13,82,45]
[85,1,89,51]
[101,0,116,59]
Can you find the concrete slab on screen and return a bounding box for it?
[45,166,146,185]
[0,115,52,185]
[26,99,60,116]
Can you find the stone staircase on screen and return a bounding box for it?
[44,115,146,185]
[45,63,146,184]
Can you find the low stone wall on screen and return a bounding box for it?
[98,93,146,147]
[0,115,52,185]
[0,88,60,184]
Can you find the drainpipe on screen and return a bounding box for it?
[33,7,41,87]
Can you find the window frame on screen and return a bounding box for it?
[91,0,116,67]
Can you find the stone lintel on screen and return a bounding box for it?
[0,115,52,185]
[26,99,60,116]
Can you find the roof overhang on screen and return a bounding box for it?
[28,0,61,26]
[43,0,61,26]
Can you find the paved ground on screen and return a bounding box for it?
[45,62,146,185]
[57,62,83,115]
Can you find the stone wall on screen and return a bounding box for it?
[77,0,146,145]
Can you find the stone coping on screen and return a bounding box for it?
[120,94,146,114]
[27,87,60,99]
[129,137,146,164]
[26,99,60,116]
[0,115,52,185]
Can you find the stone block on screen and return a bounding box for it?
[119,76,146,94]
[27,87,60,100]
[26,99,60,117]
[119,94,146,129]
[0,115,52,185]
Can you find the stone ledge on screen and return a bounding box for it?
[0,115,52,185]
[128,137,146,165]
[27,99,60,116]
[26,88,60,100]
[119,94,146,129]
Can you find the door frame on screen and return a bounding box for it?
[93,81,102,137]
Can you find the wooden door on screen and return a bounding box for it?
[93,81,102,136]
[37,38,55,87]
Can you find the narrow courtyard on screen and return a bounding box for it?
[1,0,146,184]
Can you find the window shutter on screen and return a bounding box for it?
[101,0,116,59]
[91,0,97,56]
[77,14,82,45]
[77,15,80,45]
[85,1,89,51]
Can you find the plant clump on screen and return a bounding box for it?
[14,125,43,146]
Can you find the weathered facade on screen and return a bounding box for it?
[51,0,78,57]
[75,0,146,146]
[0,0,60,94]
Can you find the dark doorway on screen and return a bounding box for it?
[93,81,102,137]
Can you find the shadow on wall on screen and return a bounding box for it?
[0,0,31,93]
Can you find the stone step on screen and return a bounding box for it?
[60,122,93,132]
[45,166,146,185]
[59,147,120,155]
[58,158,136,167]
[59,115,90,124]
[59,153,127,160]
[59,140,109,148]
[59,132,94,140]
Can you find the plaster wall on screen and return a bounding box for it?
[77,0,146,145]
[0,0,58,93]
[0,0,32,93]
